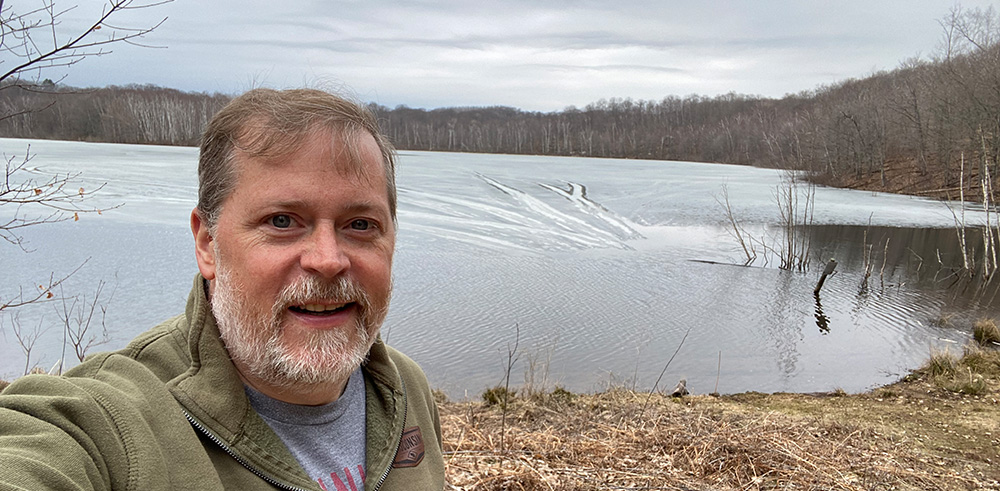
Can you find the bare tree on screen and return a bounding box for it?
[1,0,170,244]
[936,6,1000,186]
[1,0,170,373]
[56,279,114,371]
[7,312,46,375]
[1,0,170,87]
[1,148,111,250]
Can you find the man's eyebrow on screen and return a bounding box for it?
[263,200,390,215]
[258,199,309,212]
[339,201,392,216]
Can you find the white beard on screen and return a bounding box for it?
[210,257,388,389]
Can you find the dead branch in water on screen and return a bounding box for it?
[716,185,756,266]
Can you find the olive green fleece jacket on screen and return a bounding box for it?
[0,276,445,490]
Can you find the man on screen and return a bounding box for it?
[0,88,445,490]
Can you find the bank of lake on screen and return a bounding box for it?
[440,345,1000,490]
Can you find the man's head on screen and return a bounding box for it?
[190,88,397,404]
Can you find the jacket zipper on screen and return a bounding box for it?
[371,379,407,491]
[184,411,312,491]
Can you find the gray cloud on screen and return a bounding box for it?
[36,0,1000,110]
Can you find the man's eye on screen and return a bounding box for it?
[270,215,292,228]
[350,219,372,230]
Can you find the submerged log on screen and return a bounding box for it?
[814,258,838,294]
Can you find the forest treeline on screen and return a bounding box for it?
[0,7,996,195]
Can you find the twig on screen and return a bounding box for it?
[714,351,722,395]
[501,322,520,457]
[879,237,890,290]
[639,327,691,421]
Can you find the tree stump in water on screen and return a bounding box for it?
[671,379,689,398]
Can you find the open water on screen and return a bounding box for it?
[3,137,998,398]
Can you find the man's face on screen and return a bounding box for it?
[193,128,395,392]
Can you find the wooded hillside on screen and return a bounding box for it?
[0,7,996,196]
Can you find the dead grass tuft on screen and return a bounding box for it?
[912,345,1000,396]
[481,386,517,408]
[923,347,959,378]
[959,345,1000,375]
[974,318,1000,345]
[433,389,449,405]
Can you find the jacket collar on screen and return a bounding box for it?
[167,275,313,487]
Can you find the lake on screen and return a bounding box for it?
[3,137,998,398]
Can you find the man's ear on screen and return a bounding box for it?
[191,208,217,281]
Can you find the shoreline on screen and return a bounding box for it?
[439,346,1000,489]
[814,157,981,203]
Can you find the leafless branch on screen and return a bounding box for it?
[56,278,114,370]
[0,259,87,312]
[2,148,119,249]
[0,0,171,84]
[9,312,47,375]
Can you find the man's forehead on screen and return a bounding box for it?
[235,127,383,175]
[222,132,388,212]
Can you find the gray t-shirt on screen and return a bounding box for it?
[245,369,367,490]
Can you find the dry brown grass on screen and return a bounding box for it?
[974,318,1000,345]
[441,373,1000,490]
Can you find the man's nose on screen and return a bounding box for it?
[300,224,349,277]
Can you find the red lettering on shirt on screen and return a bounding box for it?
[344,467,359,491]
[317,467,364,491]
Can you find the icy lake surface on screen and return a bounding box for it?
[3,137,998,398]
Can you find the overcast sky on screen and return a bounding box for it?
[33,1,999,111]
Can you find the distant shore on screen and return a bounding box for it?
[817,157,974,203]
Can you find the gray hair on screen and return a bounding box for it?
[197,88,397,230]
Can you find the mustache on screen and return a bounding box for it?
[273,275,372,314]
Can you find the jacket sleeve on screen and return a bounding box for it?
[0,374,122,490]
[0,356,202,491]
